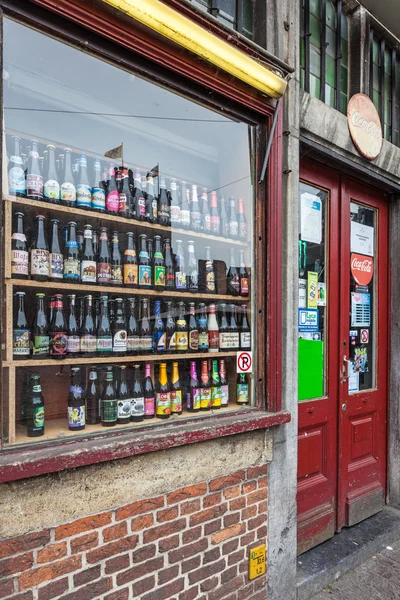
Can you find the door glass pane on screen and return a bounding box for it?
[298,183,328,401]
[349,203,376,392]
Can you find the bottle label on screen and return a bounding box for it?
[219,332,240,349]
[50,253,64,279]
[33,405,45,429]
[206,263,216,292]
[31,249,50,276]
[180,209,190,227]
[138,197,146,217]
[118,193,128,213]
[97,336,113,353]
[33,335,50,356]
[44,179,60,200]
[204,214,212,231]
[175,271,187,290]
[50,332,68,356]
[188,388,201,410]
[200,387,212,409]
[32,384,42,393]
[168,332,176,352]
[176,330,188,352]
[189,329,199,351]
[239,222,248,239]
[117,399,131,419]
[221,384,229,406]
[80,335,97,353]
[124,264,138,286]
[13,329,31,356]
[102,399,118,423]
[152,199,158,219]
[61,181,76,204]
[240,332,251,349]
[191,211,202,228]
[12,233,26,242]
[81,260,97,283]
[11,250,29,276]
[237,383,249,404]
[170,206,180,223]
[139,265,151,287]
[188,270,198,289]
[229,221,239,237]
[155,331,166,352]
[154,265,166,287]
[131,396,144,417]
[166,272,175,288]
[76,184,92,208]
[92,187,105,210]
[211,216,220,233]
[111,265,123,285]
[9,166,26,194]
[97,262,112,283]
[156,391,171,416]
[127,335,140,353]
[113,330,127,352]
[240,278,249,295]
[211,385,222,407]
[63,257,80,280]
[208,330,219,350]
[171,390,182,413]
[27,174,43,198]
[229,275,240,294]
[140,336,153,352]
[67,335,81,353]
[54,299,63,309]
[198,332,209,351]
[89,371,97,381]
[144,396,155,417]
[106,190,119,212]
[68,405,85,428]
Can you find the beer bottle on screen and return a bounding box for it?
[237,198,248,241]
[138,234,152,289]
[187,360,200,412]
[218,303,230,350]
[50,219,64,281]
[97,295,112,355]
[8,135,26,197]
[77,230,84,255]
[86,366,100,425]
[49,295,55,326]
[170,178,180,226]
[220,359,229,407]
[211,359,222,409]
[146,171,158,223]
[144,362,155,419]
[63,221,80,282]
[190,184,202,231]
[49,294,68,359]
[27,140,43,200]
[76,153,92,209]
[153,300,165,354]
[113,298,127,355]
[57,154,63,180]
[13,292,30,359]
[176,302,188,353]
[165,301,176,353]
[105,164,119,213]
[78,296,85,331]
[153,235,165,288]
[44,144,60,203]
[11,212,28,279]
[32,292,49,358]
[101,366,118,427]
[220,196,229,238]
[228,304,240,350]
[207,303,219,353]
[80,225,96,284]
[227,248,240,296]
[197,303,209,352]
[171,361,183,415]
[174,240,187,291]
[110,231,123,286]
[68,367,85,431]
[200,359,212,410]
[109,298,115,327]
[132,170,146,220]
[67,294,80,356]
[236,372,249,405]
[240,304,251,350]
[118,165,131,217]
[116,366,131,424]
[204,246,216,293]
[156,362,170,419]
[139,298,152,353]
[187,241,198,293]
[60,148,76,207]
[97,227,112,285]
[164,239,175,290]
[158,176,170,226]
[80,295,97,356]
[127,297,140,355]
[123,232,138,287]
[188,302,199,353]
[239,251,249,297]
[210,191,220,234]
[90,157,105,212]
[147,238,153,288]
[180,181,191,229]
[26,373,45,437]
[92,229,99,258]
[228,197,239,239]
[131,364,145,422]
[31,215,50,281]
[201,188,211,232]
[94,297,100,331]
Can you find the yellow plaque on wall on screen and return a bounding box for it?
[249,544,266,580]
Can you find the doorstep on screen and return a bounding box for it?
[296,506,400,600]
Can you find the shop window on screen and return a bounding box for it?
[369,31,400,145]
[2,17,256,446]
[300,0,349,114]
[188,0,256,42]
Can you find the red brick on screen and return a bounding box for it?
[228,548,245,566]
[102,521,127,543]
[242,480,257,494]
[242,506,257,520]
[189,504,227,526]
[0,552,33,577]
[167,483,207,505]
[70,532,98,554]
[158,564,179,585]
[240,531,256,547]
[131,575,156,597]
[209,471,246,492]
[181,555,201,574]
[182,525,202,544]
[179,587,199,600]
[74,565,101,587]
[203,547,221,564]
[237,582,256,600]
[248,514,267,531]
[203,493,222,508]
[55,513,111,540]
[115,496,164,521]
[169,538,208,563]
[0,530,51,559]
[37,577,69,600]
[211,524,243,545]
[257,525,268,539]
[158,535,179,553]
[105,553,131,574]
[253,574,267,591]
[104,589,130,600]
[258,475,268,488]
[224,513,241,527]
[188,558,226,584]
[258,500,268,514]
[200,576,219,592]
[116,557,164,586]
[143,518,186,543]
[18,556,82,590]
[3,593,33,600]
[37,542,67,564]
[142,577,185,600]
[250,591,269,600]
[221,565,238,584]
[86,535,138,564]
[0,578,14,598]
[157,506,179,523]
[239,560,248,573]
[204,519,222,535]
[57,577,112,600]
[247,490,267,506]
[130,513,154,532]
[222,538,240,554]
[181,499,201,515]
[230,497,246,511]
[223,485,241,499]
[209,575,244,600]
[247,464,268,479]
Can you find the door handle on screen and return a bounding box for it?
[342,356,351,382]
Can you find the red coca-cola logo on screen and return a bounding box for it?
[351,253,374,286]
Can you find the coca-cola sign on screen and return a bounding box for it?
[351,253,374,286]
[347,94,383,160]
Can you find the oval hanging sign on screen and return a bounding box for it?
[351,253,374,286]
[347,94,383,160]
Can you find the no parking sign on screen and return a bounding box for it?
[237,351,253,373]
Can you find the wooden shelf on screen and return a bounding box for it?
[6,350,238,368]
[4,195,248,247]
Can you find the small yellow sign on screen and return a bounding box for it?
[248,544,266,580]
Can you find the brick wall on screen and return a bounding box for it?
[0,465,268,600]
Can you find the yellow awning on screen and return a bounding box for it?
[101,0,287,99]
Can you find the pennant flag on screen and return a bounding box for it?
[150,164,159,177]
[105,144,123,159]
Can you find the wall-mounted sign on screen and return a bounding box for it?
[351,253,374,286]
[298,308,319,333]
[347,94,383,160]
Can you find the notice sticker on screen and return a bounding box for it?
[360,329,369,344]
[237,351,252,373]
[298,308,319,333]
[300,193,322,244]
[351,292,371,327]
[349,372,359,393]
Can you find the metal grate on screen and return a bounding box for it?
[188,0,255,41]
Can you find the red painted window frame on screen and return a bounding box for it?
[0,0,287,480]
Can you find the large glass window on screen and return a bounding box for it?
[2,18,255,446]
